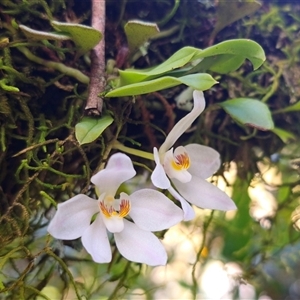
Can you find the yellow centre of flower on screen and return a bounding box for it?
[99,198,131,219]
[171,152,190,171]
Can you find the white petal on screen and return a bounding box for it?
[47,194,99,240]
[159,90,206,154]
[129,189,183,231]
[168,186,195,221]
[151,147,170,189]
[163,148,192,183]
[114,219,167,266]
[102,215,124,233]
[91,153,136,196]
[185,144,221,178]
[81,215,112,263]
[173,177,237,211]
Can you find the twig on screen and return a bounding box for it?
[191,210,215,299]
[85,0,106,116]
[12,139,59,157]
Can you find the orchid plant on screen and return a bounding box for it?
[49,90,237,266]
[48,153,183,266]
[151,90,237,220]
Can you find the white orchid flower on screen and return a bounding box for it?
[48,153,183,266]
[151,90,237,221]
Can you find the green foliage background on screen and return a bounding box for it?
[1,0,300,299]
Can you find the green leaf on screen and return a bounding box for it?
[190,39,266,74]
[19,24,71,41]
[51,21,102,56]
[275,101,300,113]
[124,20,159,54]
[75,115,113,145]
[119,47,198,85]
[210,0,261,41]
[105,73,217,97]
[189,54,245,74]
[218,98,274,130]
[272,128,296,143]
[118,39,265,86]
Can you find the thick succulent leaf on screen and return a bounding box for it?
[124,20,159,54]
[75,115,113,145]
[118,39,265,86]
[105,73,217,97]
[19,25,71,41]
[51,21,102,55]
[218,98,274,130]
[119,47,198,85]
[189,54,245,74]
[190,39,266,74]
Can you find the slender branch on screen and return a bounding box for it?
[85,0,106,115]
[12,138,59,157]
[191,210,215,299]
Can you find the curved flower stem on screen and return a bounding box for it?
[85,0,106,115]
[191,210,215,299]
[45,248,81,300]
[112,140,154,161]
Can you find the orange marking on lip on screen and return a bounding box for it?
[99,199,131,218]
[99,201,113,218]
[119,199,131,217]
[171,152,190,170]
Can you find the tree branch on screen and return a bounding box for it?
[85,0,106,116]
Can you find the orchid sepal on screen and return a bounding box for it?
[159,90,206,154]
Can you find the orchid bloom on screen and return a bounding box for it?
[48,153,183,266]
[151,90,237,221]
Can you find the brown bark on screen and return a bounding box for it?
[85,0,106,116]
